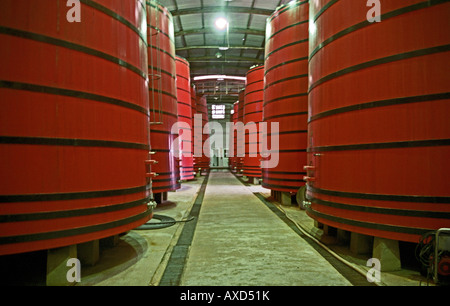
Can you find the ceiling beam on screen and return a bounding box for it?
[191,72,246,78]
[170,6,275,16]
[190,64,252,71]
[201,91,241,96]
[205,97,239,104]
[175,27,265,37]
[177,45,264,51]
[194,86,243,91]
[185,55,263,64]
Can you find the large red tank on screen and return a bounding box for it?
[176,56,194,180]
[229,101,239,172]
[0,0,152,255]
[243,65,264,179]
[236,89,246,174]
[193,94,210,173]
[147,1,180,193]
[190,85,198,175]
[306,0,450,243]
[262,1,309,193]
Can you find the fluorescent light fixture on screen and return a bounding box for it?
[193,75,246,82]
[218,46,229,50]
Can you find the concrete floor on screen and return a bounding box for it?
[180,171,351,286]
[79,177,205,286]
[76,170,429,286]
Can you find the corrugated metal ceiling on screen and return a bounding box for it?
[157,0,290,77]
[155,0,291,105]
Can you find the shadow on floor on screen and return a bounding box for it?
[78,232,148,285]
[0,250,47,286]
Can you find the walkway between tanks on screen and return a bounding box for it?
[173,171,352,286]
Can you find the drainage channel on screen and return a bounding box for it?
[158,173,210,286]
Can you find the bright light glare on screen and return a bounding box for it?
[309,19,317,37]
[193,75,246,82]
[215,17,228,30]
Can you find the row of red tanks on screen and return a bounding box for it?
[0,0,209,256]
[231,0,450,246]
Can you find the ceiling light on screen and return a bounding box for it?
[215,17,228,30]
[218,46,229,51]
[193,75,246,82]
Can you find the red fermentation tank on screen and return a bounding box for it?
[190,85,198,176]
[229,101,239,172]
[236,89,246,174]
[263,1,309,194]
[243,65,264,180]
[176,56,194,180]
[0,0,152,255]
[306,0,450,243]
[147,1,180,195]
[193,94,210,174]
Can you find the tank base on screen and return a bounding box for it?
[271,190,294,206]
[314,221,402,272]
[373,237,401,272]
[47,245,78,286]
[244,176,261,185]
[296,186,307,209]
[154,192,168,204]
[350,232,373,255]
[78,240,100,267]
[100,235,120,248]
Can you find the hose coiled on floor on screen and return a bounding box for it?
[135,214,195,230]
